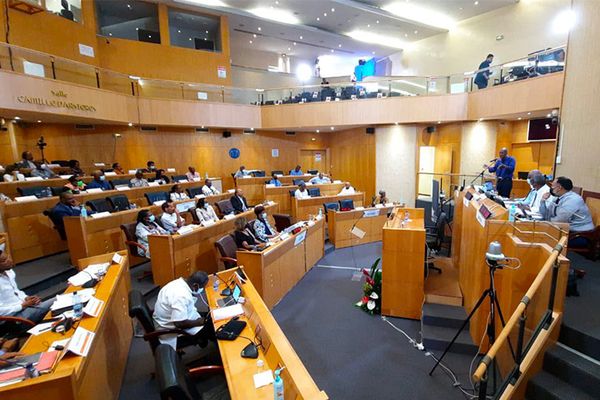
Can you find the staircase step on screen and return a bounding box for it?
[324,241,335,255]
[422,303,468,329]
[526,371,595,400]
[35,281,70,301]
[543,344,600,397]
[19,266,78,298]
[559,324,600,361]
[422,324,478,355]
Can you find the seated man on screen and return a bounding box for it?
[31,163,57,179]
[17,151,36,170]
[129,171,149,188]
[154,169,170,185]
[153,271,215,349]
[0,249,53,323]
[518,171,549,213]
[233,165,249,179]
[170,184,190,202]
[309,172,330,185]
[230,188,249,213]
[68,159,84,177]
[290,165,303,176]
[372,190,388,206]
[86,170,111,190]
[252,205,278,242]
[201,178,220,196]
[49,192,84,238]
[540,177,594,234]
[186,167,201,182]
[143,160,156,173]
[268,173,282,187]
[339,182,356,195]
[295,182,310,199]
[160,201,185,234]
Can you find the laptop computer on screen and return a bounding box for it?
[217,284,241,307]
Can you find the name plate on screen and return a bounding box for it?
[363,209,380,218]
[86,188,103,193]
[375,204,384,209]
[25,177,43,181]
[177,225,195,235]
[167,168,176,172]
[333,180,342,184]
[153,200,166,206]
[294,230,307,246]
[463,197,470,208]
[104,171,116,176]
[223,214,236,220]
[194,194,206,199]
[148,181,160,187]
[59,175,72,179]
[90,211,111,219]
[384,202,394,207]
[476,211,486,228]
[94,163,106,167]
[242,175,251,179]
[265,184,275,188]
[355,206,365,211]
[227,189,235,193]
[177,179,188,183]
[115,186,130,191]
[128,170,137,174]
[14,195,38,202]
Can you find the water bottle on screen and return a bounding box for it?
[72,291,83,319]
[403,211,410,223]
[273,368,284,400]
[24,363,40,379]
[205,172,209,179]
[318,208,323,219]
[213,276,220,292]
[80,207,88,218]
[256,359,264,374]
[509,204,516,222]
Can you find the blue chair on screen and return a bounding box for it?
[293,179,305,186]
[145,191,169,205]
[323,202,339,221]
[109,178,130,189]
[308,188,321,197]
[339,199,354,211]
[271,170,283,176]
[307,170,318,175]
[17,186,51,198]
[187,187,203,198]
[252,170,265,177]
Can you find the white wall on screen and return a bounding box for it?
[460,122,498,177]
[388,0,569,77]
[376,125,417,205]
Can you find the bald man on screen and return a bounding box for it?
[484,147,516,198]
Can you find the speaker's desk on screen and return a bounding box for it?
[149,203,279,286]
[235,174,319,206]
[291,193,364,221]
[381,208,426,320]
[264,182,345,215]
[0,251,132,400]
[327,205,395,249]
[208,269,328,400]
[236,217,325,308]
[0,182,226,264]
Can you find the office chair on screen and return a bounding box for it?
[44,208,67,240]
[120,222,152,281]
[145,191,169,205]
[0,316,35,339]
[51,186,67,196]
[129,291,205,354]
[110,178,130,189]
[425,212,450,275]
[107,194,131,211]
[188,206,200,224]
[323,202,339,221]
[252,170,265,177]
[568,226,600,261]
[214,235,238,270]
[273,214,292,232]
[50,160,70,167]
[154,344,228,400]
[293,179,305,186]
[271,170,283,176]
[215,199,234,215]
[289,190,296,197]
[86,198,114,213]
[308,188,321,197]
[172,175,187,183]
[187,187,203,198]
[17,186,51,198]
[339,199,354,211]
[307,169,318,175]
[246,219,258,237]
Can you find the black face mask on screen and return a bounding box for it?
[549,188,558,197]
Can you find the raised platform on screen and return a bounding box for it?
[424,257,463,307]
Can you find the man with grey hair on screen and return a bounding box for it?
[519,170,550,213]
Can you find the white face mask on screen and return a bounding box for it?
[261,212,267,219]
[192,286,204,296]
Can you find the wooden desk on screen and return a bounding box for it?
[149,203,280,286]
[327,205,394,249]
[208,269,327,400]
[236,218,325,308]
[0,251,132,400]
[236,175,319,206]
[264,183,345,216]
[0,184,226,264]
[63,193,229,266]
[291,193,364,221]
[381,208,425,320]
[0,232,9,256]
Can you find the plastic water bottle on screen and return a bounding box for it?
[403,211,410,223]
[256,359,264,374]
[509,204,516,222]
[24,363,40,379]
[205,172,209,179]
[318,208,323,219]
[80,207,88,218]
[213,276,220,292]
[273,368,284,400]
[72,291,83,319]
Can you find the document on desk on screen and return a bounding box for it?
[27,321,55,336]
[351,226,366,239]
[83,296,104,317]
[68,327,95,357]
[51,288,95,311]
[253,370,274,388]
[294,230,307,246]
[212,304,244,321]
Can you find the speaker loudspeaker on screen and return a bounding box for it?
[223,131,231,138]
[426,126,436,133]
[366,127,375,134]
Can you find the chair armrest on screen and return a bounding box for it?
[143,329,190,341]
[0,316,36,327]
[125,240,147,252]
[220,257,237,264]
[189,365,225,377]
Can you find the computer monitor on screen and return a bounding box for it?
[517,171,529,180]
[479,204,492,220]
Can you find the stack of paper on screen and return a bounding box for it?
[211,304,244,321]
[50,288,95,311]
[68,263,109,286]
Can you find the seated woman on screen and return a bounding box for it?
[252,205,278,242]
[154,169,170,185]
[233,217,265,251]
[170,184,190,202]
[135,210,168,258]
[63,175,86,193]
[112,162,126,175]
[195,198,219,226]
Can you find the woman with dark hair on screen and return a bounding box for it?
[112,162,125,175]
[233,217,265,251]
[63,175,86,193]
[154,169,170,185]
[68,159,84,176]
[170,184,189,202]
[252,205,278,242]
[195,197,219,226]
[135,209,167,258]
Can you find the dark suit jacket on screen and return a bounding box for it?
[230,195,249,214]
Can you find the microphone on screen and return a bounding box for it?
[489,158,498,163]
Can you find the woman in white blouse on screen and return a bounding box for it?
[169,184,190,202]
[135,210,168,258]
[195,198,219,226]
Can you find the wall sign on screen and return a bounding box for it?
[229,148,240,159]
[16,90,96,112]
[271,149,279,158]
[217,66,227,79]
[78,44,95,58]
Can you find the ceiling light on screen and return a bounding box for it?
[372,51,375,55]
[311,137,316,141]
[174,0,229,7]
[331,7,335,12]
[547,113,552,118]
[14,116,20,120]
[288,47,291,51]
[330,126,335,130]
[205,30,209,34]
[135,27,139,31]
[404,33,408,37]
[317,17,320,21]
[299,35,303,39]
[128,122,133,126]
[338,44,342,47]
[316,129,320,133]
[189,38,192,41]
[257,26,262,31]
[293,42,296,45]
[127,4,132,8]
[383,2,456,30]
[414,30,418,34]
[330,49,334,53]
[478,118,484,121]
[323,12,327,17]
[296,64,313,81]
[517,117,522,120]
[376,20,380,24]
[552,9,576,34]
[177,30,181,33]
[37,120,41,123]
[437,121,441,124]
[367,24,370,27]
[248,8,300,24]
[347,30,408,50]
[253,33,257,37]
[527,112,532,115]
[201,126,205,129]
[474,1,479,5]
[395,122,399,125]
[249,40,253,43]
[496,34,504,41]
[109,32,113,36]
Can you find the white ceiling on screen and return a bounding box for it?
[173,0,517,60]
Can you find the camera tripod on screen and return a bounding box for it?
[429,259,515,394]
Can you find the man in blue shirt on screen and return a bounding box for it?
[309,172,331,185]
[49,192,84,239]
[484,147,516,198]
[268,173,282,187]
[290,165,303,176]
[474,54,494,89]
[87,170,111,190]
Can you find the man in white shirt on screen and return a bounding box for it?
[519,172,550,213]
[339,182,356,195]
[295,182,311,199]
[130,171,149,188]
[201,178,220,196]
[233,165,249,179]
[309,172,331,185]
[0,249,52,323]
[152,271,214,349]
[186,167,201,182]
[160,201,185,233]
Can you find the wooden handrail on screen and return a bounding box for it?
[472,235,568,382]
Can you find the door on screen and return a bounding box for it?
[418,146,435,196]
[299,149,328,174]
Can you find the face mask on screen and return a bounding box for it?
[526,178,531,186]
[549,188,558,197]
[77,180,84,187]
[192,286,204,297]
[150,166,156,170]
[261,212,267,219]
[100,176,106,181]
[148,215,155,223]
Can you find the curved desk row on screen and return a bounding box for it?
[235,174,327,205]
[291,193,365,220]
[264,182,345,216]
[327,205,395,249]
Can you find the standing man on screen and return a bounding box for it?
[474,54,494,89]
[484,147,516,198]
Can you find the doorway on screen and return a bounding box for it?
[299,149,328,174]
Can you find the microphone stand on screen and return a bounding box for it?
[470,167,489,186]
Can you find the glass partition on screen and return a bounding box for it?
[96,0,161,44]
[168,8,221,52]
[45,0,82,23]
